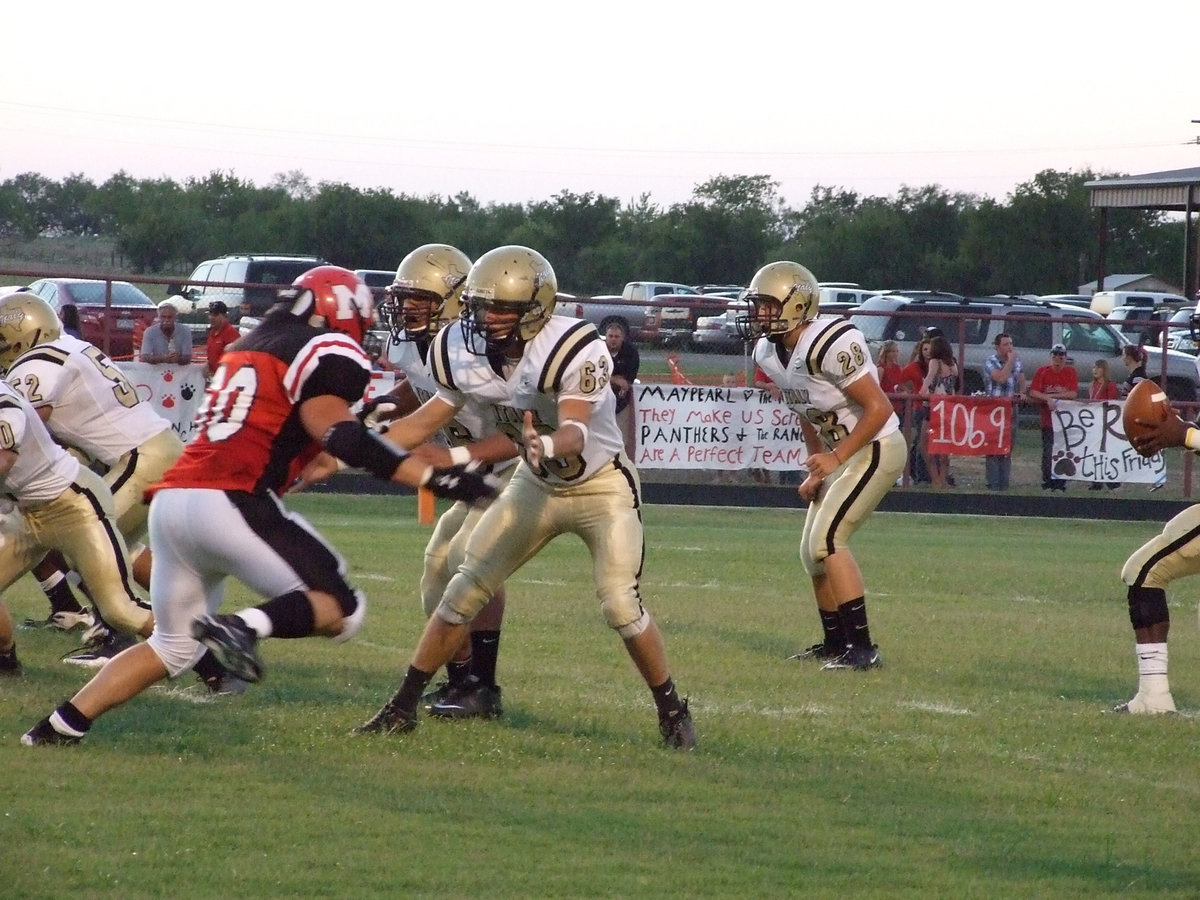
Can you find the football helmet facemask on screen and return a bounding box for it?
[0,290,63,373]
[736,261,820,342]
[281,266,375,345]
[460,245,557,356]
[379,244,472,342]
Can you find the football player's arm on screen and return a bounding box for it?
[522,398,592,470]
[379,395,459,450]
[805,376,892,479]
[359,377,423,428]
[288,451,341,493]
[34,405,52,423]
[299,394,432,489]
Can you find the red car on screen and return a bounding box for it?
[27,278,161,361]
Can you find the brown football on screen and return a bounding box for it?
[1122,378,1171,446]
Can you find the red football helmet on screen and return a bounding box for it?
[286,266,375,345]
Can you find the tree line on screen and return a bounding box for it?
[0,168,1184,296]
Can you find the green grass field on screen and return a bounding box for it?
[2,496,1197,898]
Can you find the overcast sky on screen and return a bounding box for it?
[3,1,1197,210]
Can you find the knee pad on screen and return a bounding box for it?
[420,552,451,618]
[331,589,367,644]
[435,571,488,625]
[1127,585,1169,630]
[613,608,650,639]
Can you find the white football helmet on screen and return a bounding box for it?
[736,261,819,342]
[0,290,63,372]
[380,244,472,342]
[461,245,557,355]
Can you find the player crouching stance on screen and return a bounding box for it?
[738,262,905,670]
[22,267,493,746]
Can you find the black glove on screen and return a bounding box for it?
[358,396,401,430]
[422,461,498,505]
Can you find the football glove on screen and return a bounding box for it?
[421,460,498,505]
[358,396,402,430]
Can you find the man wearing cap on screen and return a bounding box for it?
[204,301,240,379]
[1029,344,1079,492]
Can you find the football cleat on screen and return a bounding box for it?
[190,614,263,683]
[61,631,136,669]
[428,678,503,719]
[21,717,81,747]
[822,644,882,671]
[1112,692,1176,715]
[20,609,94,633]
[354,701,418,735]
[421,680,455,713]
[659,699,697,751]
[0,646,22,677]
[787,642,841,661]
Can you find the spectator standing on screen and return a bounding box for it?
[876,340,905,418]
[1089,360,1120,491]
[59,304,83,340]
[605,321,639,459]
[1028,344,1079,492]
[920,335,959,488]
[983,333,1025,491]
[203,301,240,379]
[897,339,931,483]
[140,301,192,365]
[1121,345,1148,396]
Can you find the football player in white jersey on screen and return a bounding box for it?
[1,291,188,667]
[739,262,906,670]
[358,245,696,750]
[354,244,520,718]
[0,377,151,678]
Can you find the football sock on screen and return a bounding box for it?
[1135,642,1170,696]
[39,571,86,615]
[447,656,472,687]
[247,592,314,639]
[470,630,501,687]
[395,665,434,713]
[650,677,683,717]
[50,701,92,738]
[819,608,846,650]
[838,596,872,649]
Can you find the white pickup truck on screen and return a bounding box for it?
[554,282,726,345]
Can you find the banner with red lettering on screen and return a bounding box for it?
[926,396,1012,456]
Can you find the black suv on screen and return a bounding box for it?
[182,254,327,316]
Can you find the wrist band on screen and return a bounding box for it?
[1186,428,1200,452]
[539,434,556,459]
[449,445,472,466]
[561,418,589,445]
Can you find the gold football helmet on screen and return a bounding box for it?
[461,245,557,355]
[0,290,63,372]
[736,261,819,342]
[381,243,472,342]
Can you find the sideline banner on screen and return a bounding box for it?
[635,383,805,470]
[926,396,1012,456]
[118,363,207,443]
[1050,399,1165,484]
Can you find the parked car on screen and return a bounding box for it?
[182,253,327,316]
[1105,304,1181,346]
[639,293,734,348]
[1164,307,1199,355]
[26,278,159,361]
[353,268,396,294]
[1038,293,1093,309]
[851,294,1200,401]
[690,301,859,354]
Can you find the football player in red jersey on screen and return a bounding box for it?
[22,266,495,746]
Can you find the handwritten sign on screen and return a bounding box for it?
[635,384,806,470]
[1051,400,1165,483]
[926,396,1012,456]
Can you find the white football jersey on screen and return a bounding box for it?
[431,317,623,486]
[754,317,899,451]
[0,380,80,506]
[6,334,170,467]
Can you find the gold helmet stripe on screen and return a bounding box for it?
[537,321,599,393]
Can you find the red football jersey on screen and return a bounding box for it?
[151,311,372,497]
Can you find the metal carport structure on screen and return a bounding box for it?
[1086,167,1200,301]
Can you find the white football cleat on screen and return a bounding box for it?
[1113,691,1176,714]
